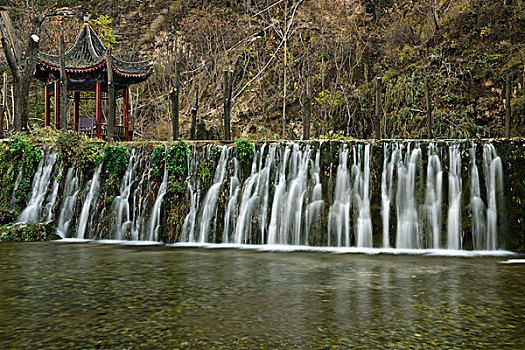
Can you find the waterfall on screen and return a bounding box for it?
[425,143,442,249]
[9,170,23,210]
[328,146,351,247]
[395,144,422,249]
[148,156,168,242]
[18,153,57,223]
[197,146,228,243]
[76,165,102,239]
[128,157,150,241]
[112,150,139,240]
[56,168,80,238]
[483,144,504,250]
[233,151,261,245]
[304,150,324,246]
[267,146,292,245]
[44,166,63,222]
[181,148,203,243]
[470,144,486,250]
[355,144,373,247]
[447,144,462,250]
[381,143,398,248]
[22,140,508,251]
[223,158,240,243]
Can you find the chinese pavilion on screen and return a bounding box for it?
[34,18,153,140]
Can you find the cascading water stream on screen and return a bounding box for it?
[18,153,57,223]
[395,144,422,249]
[9,170,23,210]
[56,168,80,238]
[470,144,486,250]
[328,146,351,247]
[148,155,168,242]
[304,150,324,246]
[354,144,373,248]
[381,143,399,248]
[112,149,139,240]
[44,166,63,222]
[447,144,462,250]
[197,146,228,243]
[76,165,102,239]
[483,144,504,250]
[425,143,442,249]
[13,140,508,252]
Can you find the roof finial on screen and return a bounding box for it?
[83,15,90,23]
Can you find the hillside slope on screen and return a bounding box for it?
[3,0,525,139]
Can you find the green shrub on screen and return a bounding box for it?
[100,145,129,179]
[166,141,190,176]
[197,160,212,187]
[235,139,254,164]
[150,145,165,177]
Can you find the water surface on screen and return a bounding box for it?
[0,242,523,349]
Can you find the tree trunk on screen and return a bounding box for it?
[0,11,43,132]
[171,62,180,141]
[303,75,311,140]
[375,77,382,139]
[425,76,433,139]
[107,49,115,140]
[223,69,231,140]
[191,85,199,140]
[505,76,511,138]
[59,35,68,130]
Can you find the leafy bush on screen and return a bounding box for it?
[56,132,82,166]
[150,145,165,177]
[197,160,212,187]
[100,145,129,179]
[235,139,254,164]
[166,141,190,176]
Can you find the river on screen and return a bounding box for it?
[0,242,523,349]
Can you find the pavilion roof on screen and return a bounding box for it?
[36,21,153,81]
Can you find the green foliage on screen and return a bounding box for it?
[100,145,129,179]
[150,145,165,177]
[197,160,212,187]
[89,15,119,49]
[0,138,43,211]
[235,139,254,164]
[166,141,190,176]
[57,132,82,166]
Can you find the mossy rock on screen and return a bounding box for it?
[0,222,61,242]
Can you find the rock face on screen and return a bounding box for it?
[2,138,523,251]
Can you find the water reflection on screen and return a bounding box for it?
[0,243,523,349]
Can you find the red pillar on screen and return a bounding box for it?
[44,84,50,127]
[123,86,129,141]
[54,81,60,130]
[95,82,102,138]
[73,92,80,132]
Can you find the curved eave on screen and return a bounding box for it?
[36,60,155,79]
[37,59,107,73]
